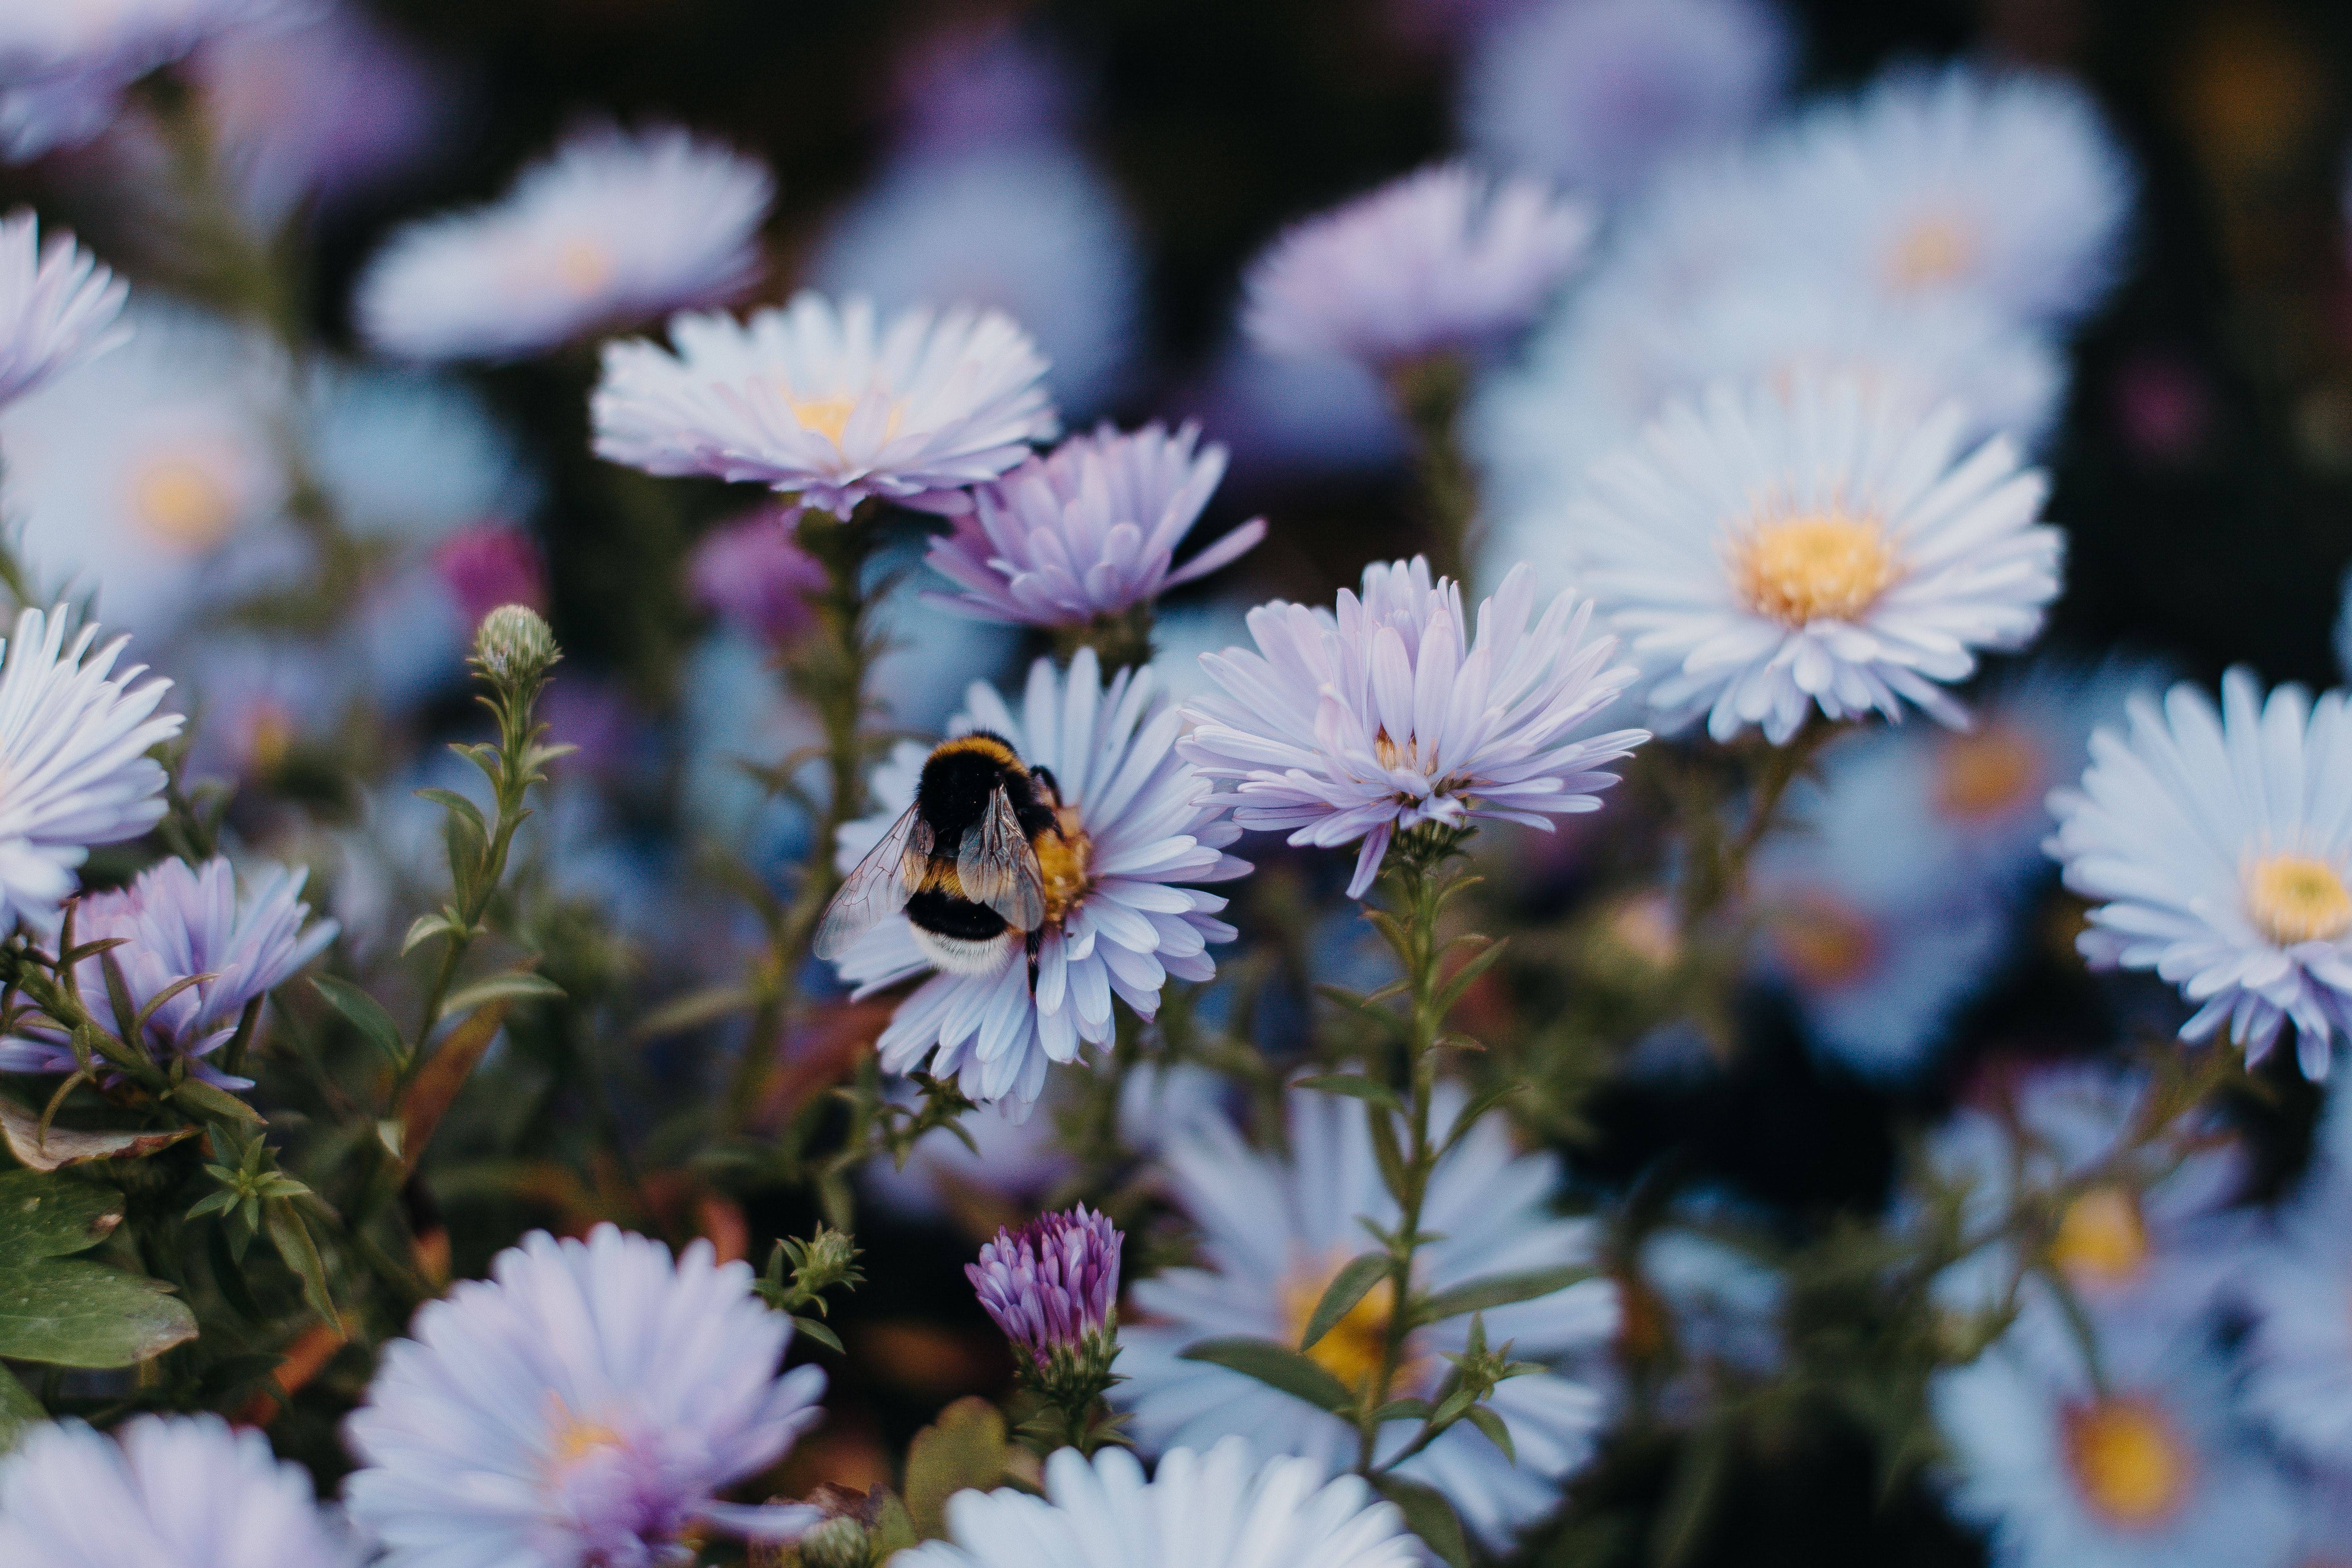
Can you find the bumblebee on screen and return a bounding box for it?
[814,732,1091,976]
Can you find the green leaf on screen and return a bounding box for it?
[0,1097,196,1172]
[309,976,407,1068]
[790,1314,843,1356]
[1416,1263,1594,1326]
[401,912,457,957]
[870,1491,920,1558]
[1299,1252,1390,1353]
[1179,1336,1354,1416]
[630,985,756,1041]
[1366,1108,1411,1206]
[1436,1082,1526,1158]
[438,970,564,1019]
[1461,1404,1514,1463]
[265,1200,337,1327]
[167,1077,264,1127]
[0,1259,197,1366]
[1372,1473,1471,1568]
[1436,935,1509,1014]
[0,1170,121,1256]
[903,1396,1011,1540]
[1312,985,1409,1044]
[0,1364,41,1452]
[415,787,488,840]
[1292,1073,1405,1114]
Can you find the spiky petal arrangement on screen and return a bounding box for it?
[968,1203,1122,1369]
[0,212,127,409]
[1181,558,1647,898]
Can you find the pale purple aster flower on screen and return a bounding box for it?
[1180,558,1648,898]
[0,211,126,409]
[0,1414,363,1568]
[923,422,1265,627]
[0,855,336,1088]
[690,507,823,647]
[967,1204,1122,1367]
[0,0,299,160]
[830,649,1248,1109]
[592,291,1058,519]
[344,1225,830,1567]
[0,606,182,929]
[1244,163,1594,370]
[1461,0,1794,204]
[356,123,772,363]
[2047,670,2352,1078]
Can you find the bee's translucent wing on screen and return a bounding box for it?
[958,784,1046,933]
[814,804,931,960]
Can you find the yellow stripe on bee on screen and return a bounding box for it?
[918,861,965,897]
[930,734,1023,768]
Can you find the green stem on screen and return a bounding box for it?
[1389,354,1477,591]
[1674,721,1834,932]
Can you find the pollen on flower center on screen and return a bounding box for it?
[1731,511,1899,628]
[552,236,613,295]
[542,1402,625,1475]
[1281,1257,1416,1398]
[1887,212,1977,289]
[1935,724,2042,821]
[2048,1185,2148,1290]
[2062,1396,2192,1530]
[1373,727,1422,773]
[2245,854,2352,946]
[130,455,236,549]
[1037,805,1094,926]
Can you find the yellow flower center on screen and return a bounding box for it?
[1771,894,1878,989]
[552,236,613,296]
[1281,1255,1415,1399]
[788,394,861,447]
[1036,804,1094,927]
[245,704,294,775]
[1934,724,2042,821]
[2245,854,2352,946]
[1731,512,1899,628]
[542,1399,625,1475]
[1373,727,1421,773]
[2063,1397,2192,1530]
[130,454,237,549]
[2048,1185,2148,1290]
[1887,213,1977,289]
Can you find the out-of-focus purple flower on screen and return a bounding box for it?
[888,18,1075,155]
[0,1414,364,1568]
[0,855,334,1088]
[0,0,298,161]
[431,521,545,623]
[1244,164,1593,371]
[0,211,126,408]
[356,123,772,363]
[924,422,1264,628]
[344,1225,830,1567]
[593,291,1057,518]
[968,1204,1123,1368]
[1461,0,1794,204]
[689,507,823,647]
[0,606,182,929]
[190,0,458,229]
[1181,558,1647,898]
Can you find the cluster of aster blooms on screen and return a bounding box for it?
[4,1,2352,1567]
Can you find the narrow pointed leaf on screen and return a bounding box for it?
[1416,1263,1594,1325]
[1180,1336,1354,1416]
[1371,1473,1471,1568]
[1299,1252,1390,1353]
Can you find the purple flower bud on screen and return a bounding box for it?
[966,1205,1122,1368]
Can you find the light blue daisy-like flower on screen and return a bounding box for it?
[2047,669,2352,1075]
[0,211,126,410]
[0,1413,362,1567]
[343,1224,830,1567]
[0,854,334,1088]
[1114,1085,1618,1548]
[896,1439,1423,1568]
[2238,1086,2352,1469]
[0,0,298,160]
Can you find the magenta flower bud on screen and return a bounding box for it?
[967,1205,1122,1372]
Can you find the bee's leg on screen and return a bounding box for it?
[1029,765,1061,807]
[1026,926,1044,985]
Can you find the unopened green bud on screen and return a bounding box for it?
[472,604,559,688]
[794,1514,870,1568]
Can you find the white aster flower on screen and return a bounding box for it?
[0,604,183,929]
[894,1439,1421,1568]
[592,290,1057,518]
[1775,62,2136,329]
[1244,163,1594,371]
[1460,0,1794,204]
[2047,670,2352,1076]
[0,0,297,160]
[1180,557,1647,898]
[0,299,297,642]
[1932,1310,2298,1568]
[828,648,1246,1109]
[0,1414,362,1568]
[356,123,772,363]
[0,211,126,410]
[810,144,1143,415]
[1567,374,2062,744]
[1116,1086,1618,1547]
